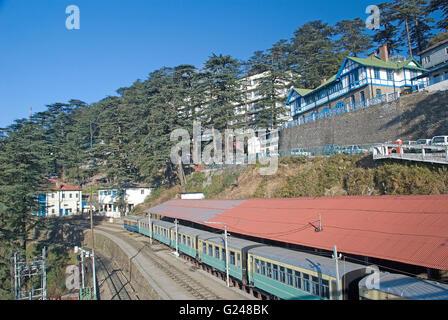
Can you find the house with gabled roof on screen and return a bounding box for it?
[35,179,83,217]
[285,45,427,122]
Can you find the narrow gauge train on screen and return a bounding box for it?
[123,216,448,300]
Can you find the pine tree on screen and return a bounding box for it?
[335,18,375,57]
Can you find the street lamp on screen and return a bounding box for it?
[205,221,230,287]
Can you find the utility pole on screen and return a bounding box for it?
[333,245,341,300]
[148,213,152,245]
[205,221,230,287]
[224,225,230,288]
[174,219,179,256]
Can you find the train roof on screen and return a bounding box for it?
[248,246,366,278]
[199,233,261,251]
[359,272,448,300]
[152,219,175,229]
[124,215,144,221]
[177,224,213,237]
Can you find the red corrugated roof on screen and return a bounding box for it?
[46,179,82,191]
[151,195,448,270]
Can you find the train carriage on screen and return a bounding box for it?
[170,225,211,259]
[198,234,261,284]
[123,215,141,233]
[152,219,175,246]
[247,246,371,300]
[359,272,448,300]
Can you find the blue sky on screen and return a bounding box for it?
[0,0,428,128]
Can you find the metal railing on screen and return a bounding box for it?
[372,144,448,165]
[282,92,400,131]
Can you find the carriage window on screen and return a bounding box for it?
[221,248,226,261]
[312,276,320,296]
[286,269,294,286]
[237,253,241,267]
[187,237,191,247]
[279,267,286,283]
[208,244,213,256]
[255,259,260,274]
[321,279,330,299]
[230,251,236,265]
[303,274,310,292]
[260,261,266,276]
[266,263,272,278]
[215,246,220,259]
[273,265,279,281]
[202,242,207,254]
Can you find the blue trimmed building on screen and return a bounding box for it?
[286,46,427,122]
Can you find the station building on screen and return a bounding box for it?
[35,179,83,217]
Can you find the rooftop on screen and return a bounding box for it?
[147,195,448,271]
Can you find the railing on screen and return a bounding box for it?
[282,92,400,131]
[372,144,448,165]
[413,73,448,91]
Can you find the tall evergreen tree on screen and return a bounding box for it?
[335,18,375,57]
[289,20,344,89]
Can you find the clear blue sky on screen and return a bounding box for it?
[0,0,403,127]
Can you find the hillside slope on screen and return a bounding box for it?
[132,155,448,215]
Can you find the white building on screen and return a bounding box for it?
[98,185,152,218]
[35,179,83,217]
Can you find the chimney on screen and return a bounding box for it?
[379,44,389,62]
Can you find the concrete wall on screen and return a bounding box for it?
[279,90,448,150]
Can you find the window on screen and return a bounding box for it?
[360,91,365,102]
[202,242,207,254]
[374,68,380,79]
[215,246,220,259]
[387,70,394,81]
[321,280,330,299]
[302,274,310,292]
[182,235,186,244]
[187,237,191,247]
[255,259,260,274]
[312,276,320,296]
[273,265,279,281]
[376,89,382,97]
[221,248,226,261]
[287,269,294,286]
[260,261,266,276]
[237,253,241,267]
[266,263,272,278]
[279,267,286,283]
[208,244,213,256]
[141,189,145,194]
[62,193,65,199]
[350,95,356,105]
[230,251,236,265]
[76,193,79,198]
[52,193,55,199]
[69,193,72,198]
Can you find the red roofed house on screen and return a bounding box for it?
[35,179,83,217]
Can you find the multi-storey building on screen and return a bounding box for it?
[35,179,83,217]
[286,45,427,121]
[414,37,448,92]
[98,184,152,218]
[231,71,292,128]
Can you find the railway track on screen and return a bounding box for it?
[96,253,137,300]
[96,224,223,300]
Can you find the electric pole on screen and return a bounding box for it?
[333,245,341,300]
